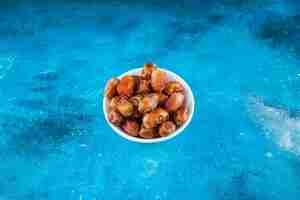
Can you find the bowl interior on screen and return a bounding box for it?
[103,68,195,143]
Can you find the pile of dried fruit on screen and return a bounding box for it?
[105,63,189,139]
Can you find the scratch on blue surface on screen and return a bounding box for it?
[0,56,15,79]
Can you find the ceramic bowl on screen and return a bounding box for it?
[103,68,195,143]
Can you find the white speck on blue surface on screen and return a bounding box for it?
[142,159,159,178]
[265,152,273,158]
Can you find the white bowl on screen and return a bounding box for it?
[103,68,195,143]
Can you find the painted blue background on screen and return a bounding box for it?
[1,0,300,199]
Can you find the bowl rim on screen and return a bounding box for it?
[103,67,195,143]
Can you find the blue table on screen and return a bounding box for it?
[1,0,300,199]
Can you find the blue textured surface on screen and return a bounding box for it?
[1,0,300,199]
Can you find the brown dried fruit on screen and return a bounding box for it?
[132,109,143,119]
[116,75,136,97]
[158,93,168,106]
[155,108,169,124]
[105,63,190,140]
[122,120,140,137]
[141,63,157,80]
[116,98,134,117]
[130,95,143,107]
[142,108,169,129]
[138,93,159,113]
[151,69,168,92]
[110,96,121,109]
[108,110,124,126]
[105,78,119,98]
[164,92,185,112]
[175,107,189,126]
[137,79,151,94]
[139,127,156,139]
[159,121,176,137]
[142,112,157,129]
[164,81,184,95]
[129,95,143,118]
